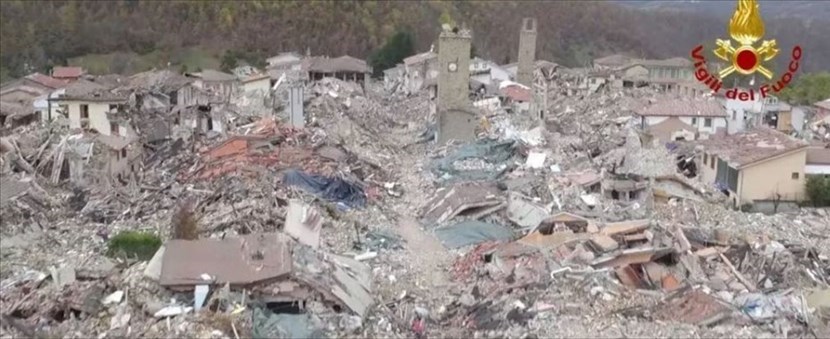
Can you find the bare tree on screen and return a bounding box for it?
[171,197,200,240]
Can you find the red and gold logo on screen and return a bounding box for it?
[690,0,802,101]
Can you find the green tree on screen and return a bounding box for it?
[368,30,415,78]
[220,50,238,72]
[778,72,830,105]
[439,8,455,27]
[805,175,830,207]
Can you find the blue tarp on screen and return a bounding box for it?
[434,220,515,249]
[431,140,517,184]
[252,307,326,339]
[283,169,366,208]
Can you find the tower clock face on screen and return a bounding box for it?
[448,62,458,72]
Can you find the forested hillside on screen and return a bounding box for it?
[1,0,829,80]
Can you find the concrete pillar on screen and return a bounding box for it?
[517,18,537,87]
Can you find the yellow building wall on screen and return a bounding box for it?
[737,150,807,204]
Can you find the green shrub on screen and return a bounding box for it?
[107,231,162,261]
[805,175,830,207]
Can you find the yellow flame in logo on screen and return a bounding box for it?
[729,0,765,46]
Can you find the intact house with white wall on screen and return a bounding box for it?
[49,79,134,137]
[637,98,727,142]
[698,127,810,209]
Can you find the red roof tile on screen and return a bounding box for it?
[699,127,809,168]
[500,84,532,102]
[52,66,85,79]
[25,73,67,89]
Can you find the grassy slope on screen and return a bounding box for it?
[69,47,221,75]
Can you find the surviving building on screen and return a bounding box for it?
[698,127,810,209]
[187,70,239,102]
[51,66,86,82]
[50,79,131,137]
[304,56,371,84]
[516,18,537,87]
[436,25,476,143]
[638,98,727,141]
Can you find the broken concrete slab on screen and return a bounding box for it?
[160,233,292,288]
[434,220,514,249]
[519,230,591,249]
[143,245,165,281]
[50,266,76,287]
[76,257,117,280]
[599,219,650,236]
[285,199,322,248]
[506,193,549,230]
[290,245,374,317]
[588,235,619,253]
[421,183,503,225]
[525,151,546,169]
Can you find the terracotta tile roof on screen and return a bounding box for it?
[25,73,67,89]
[639,98,726,117]
[305,55,371,74]
[807,147,830,165]
[51,66,85,79]
[500,84,532,102]
[127,69,192,92]
[58,79,127,102]
[648,117,696,140]
[700,127,809,168]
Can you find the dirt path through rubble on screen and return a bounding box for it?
[396,216,451,287]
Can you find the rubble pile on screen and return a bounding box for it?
[1,66,828,339]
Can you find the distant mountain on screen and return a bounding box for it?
[619,0,830,21]
[1,1,829,80]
